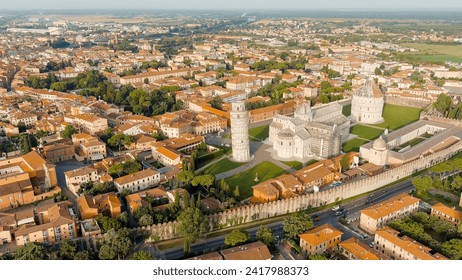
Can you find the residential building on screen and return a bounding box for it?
[64,114,108,135]
[64,166,100,194]
[14,202,77,246]
[430,203,462,226]
[72,133,106,161]
[77,192,121,220]
[220,241,272,260]
[374,227,447,260]
[11,111,37,126]
[299,224,343,255]
[360,193,420,234]
[338,237,388,260]
[152,146,182,168]
[125,187,167,213]
[114,168,161,193]
[42,142,75,163]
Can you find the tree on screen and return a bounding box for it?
[283,212,314,240]
[14,242,45,260]
[433,94,453,116]
[412,176,433,196]
[191,174,215,189]
[132,250,155,260]
[138,214,153,226]
[441,239,462,260]
[18,134,32,155]
[108,133,130,151]
[256,226,275,246]
[233,185,241,199]
[177,170,194,184]
[50,82,67,92]
[224,229,250,247]
[340,155,350,172]
[209,95,223,110]
[309,254,328,260]
[98,228,132,260]
[62,125,77,139]
[59,239,77,260]
[176,207,210,255]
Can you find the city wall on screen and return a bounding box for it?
[384,96,430,109]
[135,139,462,242]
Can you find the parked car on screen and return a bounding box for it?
[311,214,321,222]
[332,205,340,212]
[369,242,374,248]
[335,209,346,216]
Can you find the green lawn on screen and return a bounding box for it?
[202,158,244,175]
[401,43,462,64]
[342,138,369,153]
[342,104,352,117]
[374,104,421,130]
[350,124,384,140]
[248,125,270,141]
[281,161,303,170]
[224,161,287,200]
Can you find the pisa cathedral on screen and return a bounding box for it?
[269,102,350,161]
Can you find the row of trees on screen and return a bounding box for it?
[433,93,462,119]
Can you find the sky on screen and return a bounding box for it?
[2,0,462,10]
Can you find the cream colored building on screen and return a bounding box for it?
[374,227,447,260]
[230,101,250,162]
[65,114,108,135]
[269,102,349,161]
[430,203,462,226]
[114,168,161,193]
[351,78,384,124]
[64,166,100,194]
[14,202,77,246]
[339,237,387,260]
[72,133,107,161]
[360,193,420,234]
[11,111,38,126]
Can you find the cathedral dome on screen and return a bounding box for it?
[373,136,387,151]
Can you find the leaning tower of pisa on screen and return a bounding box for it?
[230,101,251,162]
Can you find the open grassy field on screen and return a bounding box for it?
[248,125,270,141]
[350,124,384,140]
[281,161,303,170]
[401,43,462,64]
[342,138,369,153]
[202,158,244,175]
[224,161,287,200]
[374,104,421,130]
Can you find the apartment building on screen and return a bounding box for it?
[338,237,388,260]
[64,166,100,194]
[299,224,343,255]
[374,227,447,260]
[10,111,38,126]
[152,146,182,168]
[120,67,205,85]
[72,133,107,161]
[114,168,161,193]
[14,202,77,246]
[42,142,75,163]
[360,193,420,234]
[64,114,108,135]
[77,192,121,220]
[430,203,462,226]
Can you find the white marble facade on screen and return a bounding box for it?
[351,78,384,124]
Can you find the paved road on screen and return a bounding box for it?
[148,178,415,260]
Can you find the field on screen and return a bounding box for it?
[350,124,384,140]
[281,161,303,170]
[248,125,270,141]
[401,43,462,64]
[374,104,421,130]
[342,138,369,153]
[224,161,287,200]
[342,104,352,117]
[202,158,244,175]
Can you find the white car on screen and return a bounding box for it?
[332,205,340,212]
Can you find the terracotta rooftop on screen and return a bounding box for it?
[361,193,420,220]
[299,224,343,246]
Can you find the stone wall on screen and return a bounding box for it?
[384,96,430,109]
[420,114,462,127]
[135,138,462,242]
